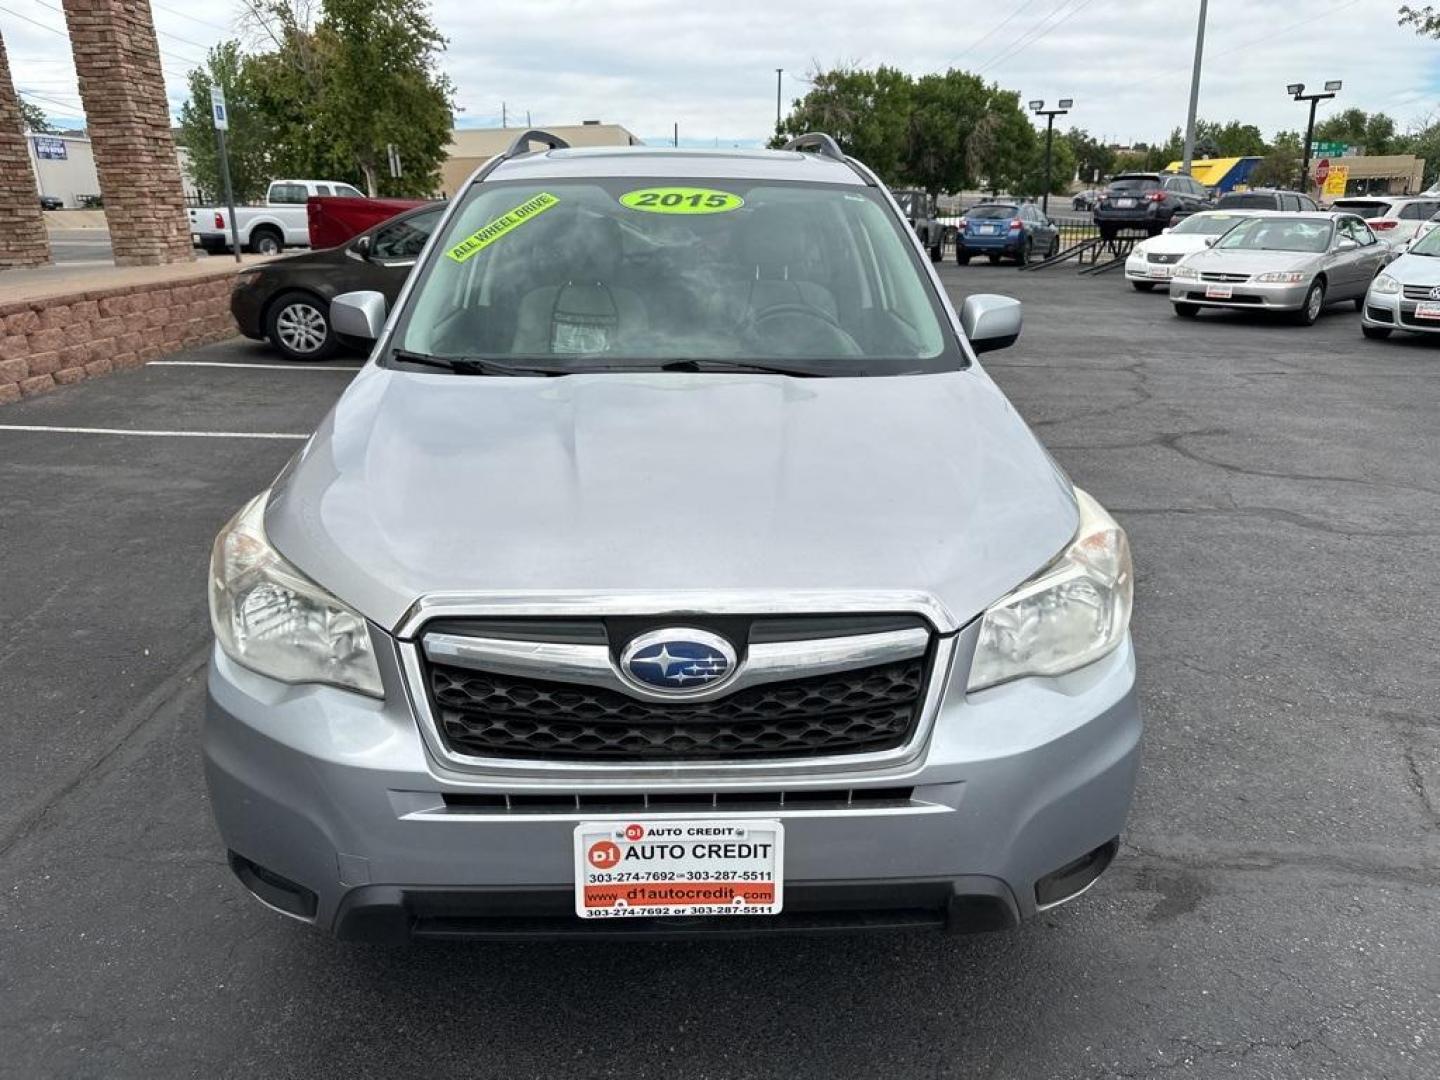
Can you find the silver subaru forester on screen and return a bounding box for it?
[204,132,1141,941]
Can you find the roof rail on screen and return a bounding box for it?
[781,132,847,162]
[501,129,571,159]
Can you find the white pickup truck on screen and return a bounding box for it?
[188,178,366,255]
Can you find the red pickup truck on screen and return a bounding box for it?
[306,196,430,250]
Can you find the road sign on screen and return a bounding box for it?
[210,86,228,131]
[1323,165,1349,199]
[386,143,403,179]
[1314,158,1331,184]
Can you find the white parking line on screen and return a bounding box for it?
[0,424,308,440]
[147,360,364,371]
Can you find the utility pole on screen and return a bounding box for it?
[673,122,678,147]
[1029,99,1072,215]
[1289,81,1343,194]
[1181,0,1208,173]
[501,101,507,128]
[775,68,783,132]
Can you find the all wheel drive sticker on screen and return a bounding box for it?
[574,820,784,918]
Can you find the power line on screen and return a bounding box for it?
[17,87,85,116]
[953,0,1044,64]
[150,1,231,33]
[1,0,206,69]
[26,0,211,54]
[977,0,1102,76]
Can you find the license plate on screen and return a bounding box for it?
[1416,302,1440,320]
[575,819,784,919]
[1148,267,1171,278]
[981,225,997,234]
[190,233,201,244]
[1115,198,1136,208]
[1206,285,1233,299]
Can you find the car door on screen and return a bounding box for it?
[1349,218,1389,283]
[343,206,444,304]
[1330,217,1372,297]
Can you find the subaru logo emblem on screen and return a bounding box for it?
[619,629,737,695]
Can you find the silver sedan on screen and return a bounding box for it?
[1168,213,1391,325]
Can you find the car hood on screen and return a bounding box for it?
[1382,252,1440,286]
[265,367,1079,633]
[1181,248,1321,275]
[1133,234,1213,258]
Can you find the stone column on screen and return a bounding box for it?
[61,0,192,266]
[0,35,52,269]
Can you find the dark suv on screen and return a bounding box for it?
[1215,188,1319,212]
[1094,172,1212,239]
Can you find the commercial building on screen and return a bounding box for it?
[440,122,641,196]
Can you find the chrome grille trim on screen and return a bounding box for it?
[422,627,930,704]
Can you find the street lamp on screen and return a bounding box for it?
[1289,80,1343,194]
[775,68,784,132]
[1030,98,1072,215]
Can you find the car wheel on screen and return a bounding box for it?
[1293,279,1326,326]
[265,291,336,361]
[1018,238,1034,265]
[1132,281,1156,292]
[928,236,943,262]
[249,228,284,256]
[1352,297,1366,312]
[1173,302,1200,318]
[956,250,971,266]
[987,253,1001,264]
[1047,235,1060,258]
[1100,225,1117,242]
[1361,325,1393,340]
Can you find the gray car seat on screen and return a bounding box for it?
[510,215,646,355]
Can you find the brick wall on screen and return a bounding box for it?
[0,272,235,404]
[60,0,192,267]
[0,36,52,269]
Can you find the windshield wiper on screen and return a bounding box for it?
[657,358,830,377]
[388,349,573,377]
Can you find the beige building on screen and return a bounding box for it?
[440,122,642,196]
[1321,154,1426,197]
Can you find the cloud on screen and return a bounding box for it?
[7,0,1439,155]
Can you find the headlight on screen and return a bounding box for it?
[1370,273,1400,295]
[232,269,263,289]
[209,493,383,696]
[1254,271,1306,283]
[1171,265,1199,280]
[968,488,1133,692]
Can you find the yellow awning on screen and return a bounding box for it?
[1165,158,1244,187]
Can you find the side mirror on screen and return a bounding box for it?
[1161,226,1173,235]
[1336,238,1359,252]
[960,294,1022,354]
[1203,236,1218,247]
[331,290,387,340]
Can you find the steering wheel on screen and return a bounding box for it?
[743,303,864,358]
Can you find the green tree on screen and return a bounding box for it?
[1248,130,1303,188]
[316,0,454,196]
[1018,129,1075,197]
[1314,107,1398,154]
[1202,119,1268,157]
[1066,127,1113,185]
[904,69,989,194]
[774,65,913,181]
[1400,4,1440,34]
[176,42,271,204]
[1397,113,1440,186]
[18,99,56,134]
[967,89,1036,193]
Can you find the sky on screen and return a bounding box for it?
[2,0,1438,150]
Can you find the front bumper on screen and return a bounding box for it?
[1362,290,1440,333]
[229,280,269,339]
[203,623,1141,940]
[1168,276,1311,311]
[1125,257,1179,284]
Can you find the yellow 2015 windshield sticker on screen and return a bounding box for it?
[619,187,744,214]
[446,192,559,262]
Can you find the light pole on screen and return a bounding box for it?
[1288,80,1343,194]
[1181,0,1208,173]
[775,68,783,133]
[1029,98,1072,215]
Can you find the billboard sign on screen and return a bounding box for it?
[32,136,67,160]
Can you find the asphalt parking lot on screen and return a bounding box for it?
[2,266,1437,1079]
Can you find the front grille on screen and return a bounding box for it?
[1147,252,1182,264]
[1200,272,1250,283]
[440,787,916,813]
[1402,284,1440,300]
[1400,308,1440,328]
[426,657,928,761]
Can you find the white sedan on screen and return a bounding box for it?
[1124,209,1261,292]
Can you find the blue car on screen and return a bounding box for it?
[956,202,1060,265]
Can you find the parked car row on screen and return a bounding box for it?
[1119,208,1429,341]
[190,178,366,255]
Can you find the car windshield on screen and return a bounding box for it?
[1215,217,1332,253]
[967,205,1016,219]
[1108,176,1161,192]
[1408,225,1440,256]
[1172,213,1247,236]
[1216,193,1276,209]
[392,178,958,375]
